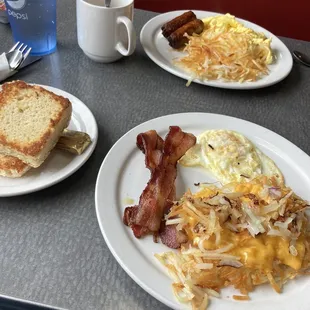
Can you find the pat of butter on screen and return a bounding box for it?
[123,197,135,205]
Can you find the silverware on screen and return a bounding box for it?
[19,55,42,70]
[105,0,111,7]
[7,41,32,70]
[6,50,23,71]
[292,50,310,67]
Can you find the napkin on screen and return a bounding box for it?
[0,52,14,82]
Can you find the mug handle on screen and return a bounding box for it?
[116,16,136,56]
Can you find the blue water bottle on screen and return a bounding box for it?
[4,0,57,56]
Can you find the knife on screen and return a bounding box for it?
[18,55,42,70]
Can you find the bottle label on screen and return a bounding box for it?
[5,0,26,10]
[6,0,28,20]
[7,9,28,19]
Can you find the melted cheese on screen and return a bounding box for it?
[190,179,305,272]
[195,230,305,271]
[194,179,282,204]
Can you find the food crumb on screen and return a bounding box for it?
[233,295,250,301]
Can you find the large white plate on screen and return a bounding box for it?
[0,85,98,197]
[140,11,293,90]
[95,113,310,310]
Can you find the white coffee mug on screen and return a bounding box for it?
[76,0,136,63]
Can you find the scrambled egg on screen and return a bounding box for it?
[179,129,284,185]
[202,13,273,64]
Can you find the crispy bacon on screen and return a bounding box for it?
[123,126,196,238]
[136,130,164,171]
[124,130,167,238]
[136,129,176,206]
[159,223,188,249]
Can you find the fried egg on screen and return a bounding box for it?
[179,129,284,185]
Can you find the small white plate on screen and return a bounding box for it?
[0,85,98,197]
[95,113,310,310]
[140,10,293,90]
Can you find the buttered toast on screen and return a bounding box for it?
[0,154,30,178]
[0,81,72,168]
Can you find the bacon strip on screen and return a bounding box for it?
[136,130,164,171]
[123,126,196,238]
[123,130,166,237]
[136,130,176,205]
[159,223,188,249]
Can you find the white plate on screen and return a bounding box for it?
[0,85,98,197]
[140,11,293,90]
[95,113,310,310]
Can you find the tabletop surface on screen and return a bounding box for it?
[0,1,310,310]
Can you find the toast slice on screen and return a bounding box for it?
[0,154,31,178]
[0,80,72,168]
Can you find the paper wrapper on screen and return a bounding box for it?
[56,129,92,155]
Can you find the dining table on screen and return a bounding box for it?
[0,1,310,310]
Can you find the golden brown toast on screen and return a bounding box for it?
[0,81,72,168]
[0,154,30,178]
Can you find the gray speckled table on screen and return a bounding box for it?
[0,1,310,310]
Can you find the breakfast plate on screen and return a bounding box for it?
[140,10,293,90]
[0,85,98,197]
[95,113,310,310]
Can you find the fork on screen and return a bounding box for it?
[8,41,32,69]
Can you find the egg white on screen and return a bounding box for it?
[179,130,283,185]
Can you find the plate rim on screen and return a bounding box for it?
[95,112,310,310]
[140,10,293,90]
[0,84,98,197]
